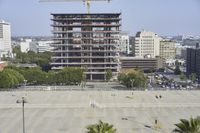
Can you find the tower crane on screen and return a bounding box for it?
[39,0,111,14]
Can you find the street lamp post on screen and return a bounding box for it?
[22,97,25,133]
[16,97,27,133]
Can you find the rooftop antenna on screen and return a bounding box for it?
[39,0,111,14]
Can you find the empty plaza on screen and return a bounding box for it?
[0,89,200,133]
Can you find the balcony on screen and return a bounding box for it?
[51,62,118,65]
[83,67,119,70]
[51,17,121,21]
[53,50,116,53]
[52,37,119,40]
[52,30,120,34]
[51,23,121,27]
[51,43,118,47]
[52,56,117,59]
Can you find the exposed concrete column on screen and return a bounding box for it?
[90,74,93,81]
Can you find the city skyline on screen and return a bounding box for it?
[0,0,200,36]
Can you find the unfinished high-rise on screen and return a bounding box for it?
[51,13,121,81]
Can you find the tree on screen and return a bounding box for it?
[86,120,117,133]
[22,68,47,85]
[118,70,147,89]
[13,47,52,71]
[174,117,200,133]
[0,68,25,88]
[45,71,56,85]
[118,73,126,83]
[189,73,197,83]
[37,58,51,72]
[55,67,84,85]
[13,46,23,63]
[2,66,85,86]
[180,72,187,81]
[0,71,13,88]
[106,69,113,82]
[35,52,52,71]
[4,68,25,85]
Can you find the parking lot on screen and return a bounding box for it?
[148,71,200,91]
[0,90,200,133]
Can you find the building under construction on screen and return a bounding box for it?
[51,13,121,81]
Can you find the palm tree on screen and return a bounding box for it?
[173,117,200,133]
[86,120,117,133]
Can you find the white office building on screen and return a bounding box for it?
[0,20,12,58]
[134,30,161,58]
[34,41,53,53]
[20,39,34,53]
[20,39,52,53]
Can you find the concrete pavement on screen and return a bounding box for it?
[0,90,200,133]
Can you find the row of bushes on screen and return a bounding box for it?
[0,66,84,89]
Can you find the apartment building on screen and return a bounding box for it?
[160,40,176,59]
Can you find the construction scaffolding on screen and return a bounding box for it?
[51,13,121,81]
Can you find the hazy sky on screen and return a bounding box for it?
[0,0,200,36]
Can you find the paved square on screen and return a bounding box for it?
[0,90,200,133]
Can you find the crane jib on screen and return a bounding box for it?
[39,0,111,13]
